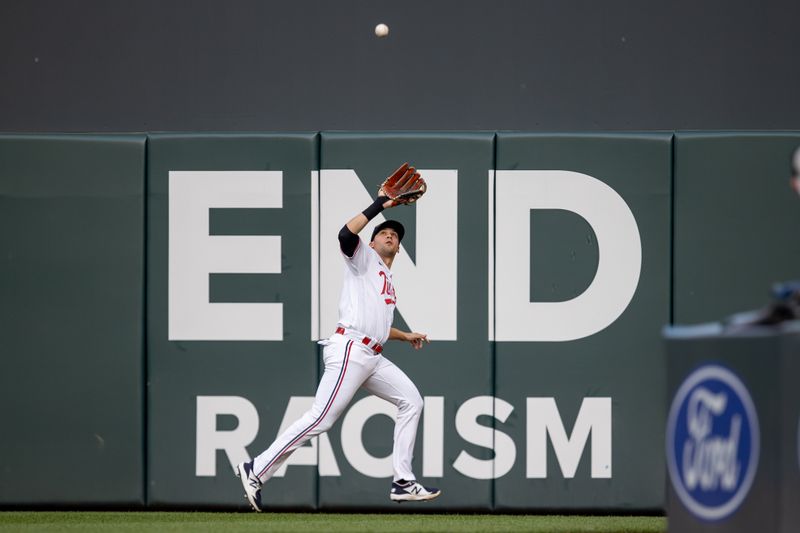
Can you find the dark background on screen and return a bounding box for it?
[2,0,799,133]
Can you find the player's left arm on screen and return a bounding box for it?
[342,162,424,238]
[389,327,429,350]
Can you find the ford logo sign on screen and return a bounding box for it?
[666,364,760,521]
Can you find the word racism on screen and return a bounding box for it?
[196,395,612,480]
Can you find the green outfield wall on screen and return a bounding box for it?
[0,134,146,506]
[1,131,799,511]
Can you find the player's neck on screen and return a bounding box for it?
[379,252,395,269]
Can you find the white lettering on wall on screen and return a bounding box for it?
[203,394,613,481]
[493,170,641,341]
[169,168,641,343]
[195,395,259,476]
[169,171,283,340]
[422,396,445,478]
[452,396,516,479]
[526,397,612,478]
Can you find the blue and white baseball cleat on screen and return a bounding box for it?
[235,460,263,512]
[389,480,441,502]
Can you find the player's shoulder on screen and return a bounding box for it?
[342,235,365,258]
[343,236,376,270]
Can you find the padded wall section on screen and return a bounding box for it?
[492,133,672,510]
[673,133,800,324]
[317,132,495,510]
[0,134,146,505]
[146,134,319,509]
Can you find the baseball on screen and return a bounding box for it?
[375,23,389,38]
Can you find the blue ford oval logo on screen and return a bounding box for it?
[666,365,759,521]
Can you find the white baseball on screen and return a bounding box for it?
[375,23,389,38]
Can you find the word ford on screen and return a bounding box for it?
[683,387,741,492]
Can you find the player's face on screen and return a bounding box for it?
[793,175,800,198]
[370,228,400,256]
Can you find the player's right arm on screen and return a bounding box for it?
[338,196,395,257]
[339,162,420,255]
[389,327,430,350]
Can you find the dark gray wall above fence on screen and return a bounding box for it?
[1,0,800,132]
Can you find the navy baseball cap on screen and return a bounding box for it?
[371,220,405,242]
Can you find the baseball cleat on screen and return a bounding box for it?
[389,479,441,502]
[235,460,263,512]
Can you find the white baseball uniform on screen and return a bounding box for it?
[251,236,423,483]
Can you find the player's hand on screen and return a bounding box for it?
[405,332,430,350]
[378,162,426,207]
[379,195,396,209]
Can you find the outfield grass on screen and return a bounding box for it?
[0,512,666,532]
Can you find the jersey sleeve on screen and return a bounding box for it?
[338,225,373,274]
[343,236,372,274]
[338,225,359,257]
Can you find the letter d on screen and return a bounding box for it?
[493,170,641,342]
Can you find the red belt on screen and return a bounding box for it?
[335,326,383,354]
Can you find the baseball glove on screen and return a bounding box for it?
[378,162,427,205]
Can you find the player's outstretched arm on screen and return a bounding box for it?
[344,162,424,236]
[338,194,394,257]
[389,327,430,350]
[344,195,395,236]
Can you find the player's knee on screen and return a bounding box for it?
[401,392,424,418]
[314,413,336,433]
[314,420,331,434]
[296,407,332,435]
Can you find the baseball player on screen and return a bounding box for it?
[236,163,440,512]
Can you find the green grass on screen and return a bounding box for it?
[0,512,666,533]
